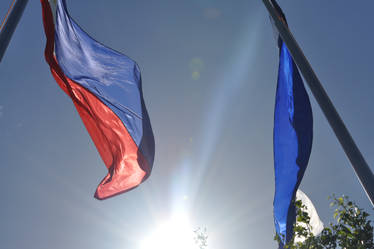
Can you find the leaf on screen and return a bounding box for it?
[338,197,344,205]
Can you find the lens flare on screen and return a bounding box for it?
[140,213,197,249]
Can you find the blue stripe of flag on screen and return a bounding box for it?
[54,0,145,148]
[273,42,313,246]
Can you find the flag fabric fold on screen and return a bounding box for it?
[273,28,313,245]
[40,0,155,200]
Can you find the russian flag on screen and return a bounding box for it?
[40,0,155,200]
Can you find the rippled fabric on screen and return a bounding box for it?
[54,0,145,148]
[41,0,155,200]
[273,42,313,246]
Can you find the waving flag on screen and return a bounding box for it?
[272,2,313,245]
[273,39,313,246]
[40,0,155,200]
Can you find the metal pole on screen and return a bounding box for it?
[263,0,374,206]
[0,0,29,62]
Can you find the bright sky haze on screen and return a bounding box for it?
[1,1,374,248]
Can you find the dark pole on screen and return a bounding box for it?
[0,0,29,62]
[263,0,374,206]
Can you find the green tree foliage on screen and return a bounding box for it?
[275,195,374,249]
[194,227,208,249]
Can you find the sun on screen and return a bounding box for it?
[140,213,198,249]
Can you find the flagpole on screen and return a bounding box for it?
[0,0,29,62]
[262,0,374,206]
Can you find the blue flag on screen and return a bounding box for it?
[273,41,313,245]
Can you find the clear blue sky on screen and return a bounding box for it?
[1,1,374,248]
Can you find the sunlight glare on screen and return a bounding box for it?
[140,213,197,249]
